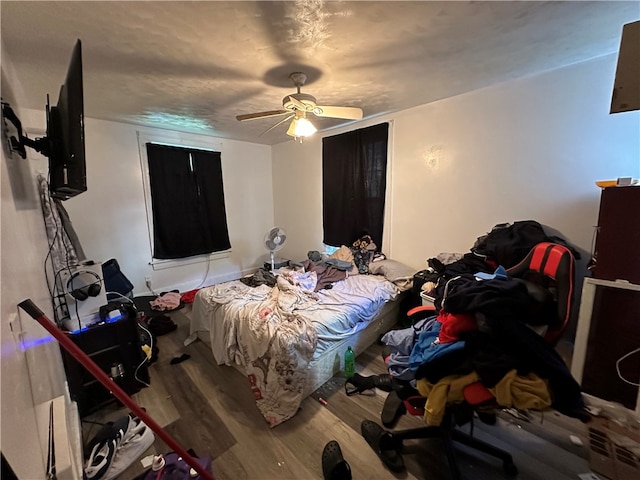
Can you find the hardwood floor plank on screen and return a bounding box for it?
[177,344,318,478]
[156,363,236,457]
[83,309,599,480]
[132,372,180,428]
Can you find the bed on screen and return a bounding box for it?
[187,260,414,427]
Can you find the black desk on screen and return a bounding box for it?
[60,314,149,417]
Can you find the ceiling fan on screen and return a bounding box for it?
[236,72,363,140]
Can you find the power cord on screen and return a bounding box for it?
[134,320,153,388]
[145,278,158,296]
[196,254,212,289]
[105,291,134,304]
[616,347,640,387]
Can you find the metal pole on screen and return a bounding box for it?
[18,299,215,480]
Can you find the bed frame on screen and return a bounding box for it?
[303,296,403,396]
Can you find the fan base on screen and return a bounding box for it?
[264,258,289,270]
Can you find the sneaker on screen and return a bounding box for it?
[102,419,155,480]
[84,437,118,479]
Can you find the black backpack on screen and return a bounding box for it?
[473,220,578,268]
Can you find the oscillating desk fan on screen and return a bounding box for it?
[264,227,287,271]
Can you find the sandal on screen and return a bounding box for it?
[344,373,395,396]
[322,440,352,480]
[344,373,376,396]
[361,420,405,473]
[381,391,406,428]
[372,373,394,392]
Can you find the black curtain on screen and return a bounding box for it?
[146,143,231,259]
[322,123,389,249]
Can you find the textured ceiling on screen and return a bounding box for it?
[1,1,639,145]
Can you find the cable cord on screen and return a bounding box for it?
[43,227,61,298]
[196,254,212,289]
[616,347,640,387]
[133,358,151,388]
[105,291,134,304]
[146,280,158,297]
[43,221,68,324]
[134,321,153,387]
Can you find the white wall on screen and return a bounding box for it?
[2,53,274,478]
[19,112,275,295]
[272,54,640,271]
[1,48,70,478]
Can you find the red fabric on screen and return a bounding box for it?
[180,288,200,304]
[463,382,495,405]
[530,244,547,271]
[437,311,477,343]
[544,245,564,277]
[403,396,427,416]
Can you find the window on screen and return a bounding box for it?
[322,123,389,249]
[145,143,231,260]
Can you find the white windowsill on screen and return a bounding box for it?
[150,250,231,271]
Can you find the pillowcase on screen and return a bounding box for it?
[368,259,416,291]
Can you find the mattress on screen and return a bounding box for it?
[188,272,402,426]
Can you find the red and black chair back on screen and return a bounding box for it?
[506,241,575,346]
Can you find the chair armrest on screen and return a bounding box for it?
[407,305,436,317]
[406,305,437,326]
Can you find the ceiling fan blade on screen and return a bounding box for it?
[259,113,295,136]
[287,96,308,111]
[312,106,363,120]
[236,110,288,121]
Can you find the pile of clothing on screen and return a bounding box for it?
[382,272,587,426]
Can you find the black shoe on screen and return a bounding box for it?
[381,391,406,428]
[322,441,352,480]
[361,420,405,473]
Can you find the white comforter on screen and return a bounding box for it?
[189,272,398,426]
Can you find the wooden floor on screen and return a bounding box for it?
[83,306,597,480]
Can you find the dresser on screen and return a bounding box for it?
[571,186,640,412]
[592,186,640,284]
[571,278,640,412]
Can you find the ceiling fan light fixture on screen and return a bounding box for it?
[237,71,362,138]
[286,116,317,139]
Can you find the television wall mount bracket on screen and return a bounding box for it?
[1,100,50,158]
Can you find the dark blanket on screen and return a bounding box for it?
[472,220,580,268]
[302,259,348,291]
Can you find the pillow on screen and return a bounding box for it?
[368,259,416,290]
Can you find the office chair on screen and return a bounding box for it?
[363,242,578,479]
[505,242,574,346]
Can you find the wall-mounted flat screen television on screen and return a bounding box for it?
[1,39,86,200]
[48,39,86,199]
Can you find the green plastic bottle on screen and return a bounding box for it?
[344,346,355,378]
